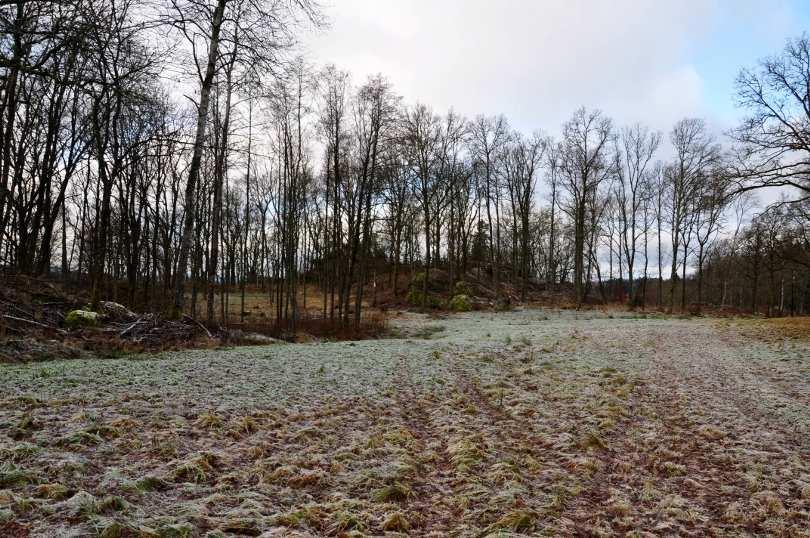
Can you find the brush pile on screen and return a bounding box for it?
[0,276,215,362]
[102,312,212,346]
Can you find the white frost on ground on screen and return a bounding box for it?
[1,309,809,536]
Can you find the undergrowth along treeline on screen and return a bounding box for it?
[0,274,395,363]
[1,1,809,329]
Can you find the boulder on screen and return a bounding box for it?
[453,280,472,296]
[99,301,137,321]
[448,294,472,312]
[64,310,101,328]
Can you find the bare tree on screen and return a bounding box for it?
[614,123,660,305]
[731,34,810,203]
[401,103,441,307]
[503,131,546,300]
[545,146,561,283]
[468,114,508,291]
[693,170,729,311]
[169,0,319,317]
[665,118,720,311]
[558,108,614,306]
[348,74,399,328]
[316,64,350,321]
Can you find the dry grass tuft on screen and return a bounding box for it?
[134,475,169,492]
[488,509,538,533]
[0,463,37,488]
[382,511,410,532]
[1,442,40,463]
[752,490,784,514]
[220,517,260,535]
[579,430,608,451]
[374,482,412,503]
[448,437,485,471]
[34,483,69,500]
[329,511,365,534]
[194,412,223,429]
[697,424,726,441]
[272,507,322,528]
[287,469,327,489]
[383,427,415,447]
[547,484,578,514]
[606,498,632,517]
[229,415,259,438]
[173,452,218,483]
[659,461,687,477]
[723,501,745,523]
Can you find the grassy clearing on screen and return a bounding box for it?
[1,310,809,535]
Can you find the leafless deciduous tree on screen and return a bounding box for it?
[731,34,810,203]
[558,108,614,306]
[168,0,319,317]
[614,124,660,305]
[664,118,720,311]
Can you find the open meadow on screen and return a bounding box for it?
[1,310,809,537]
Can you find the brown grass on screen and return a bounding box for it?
[224,311,390,342]
[193,284,369,324]
[730,316,810,342]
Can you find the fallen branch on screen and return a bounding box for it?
[119,317,145,337]
[183,315,213,338]
[1,314,67,334]
[0,299,35,318]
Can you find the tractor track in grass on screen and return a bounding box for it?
[388,354,455,535]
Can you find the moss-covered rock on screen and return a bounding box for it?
[65,310,101,328]
[448,294,472,312]
[453,280,472,296]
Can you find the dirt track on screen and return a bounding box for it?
[1,310,809,536]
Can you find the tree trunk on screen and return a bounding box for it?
[173,0,228,318]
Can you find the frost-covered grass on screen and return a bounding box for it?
[1,310,809,536]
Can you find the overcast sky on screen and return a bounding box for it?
[303,0,810,139]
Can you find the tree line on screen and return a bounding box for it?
[2,1,809,326]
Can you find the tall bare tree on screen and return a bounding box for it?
[169,0,319,317]
[665,118,720,311]
[614,123,660,305]
[731,34,810,204]
[558,108,614,306]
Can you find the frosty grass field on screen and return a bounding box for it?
[1,310,809,536]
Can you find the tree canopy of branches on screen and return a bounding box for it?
[731,34,810,204]
[2,7,809,325]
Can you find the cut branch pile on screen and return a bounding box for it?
[0,277,219,361]
[101,314,212,345]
